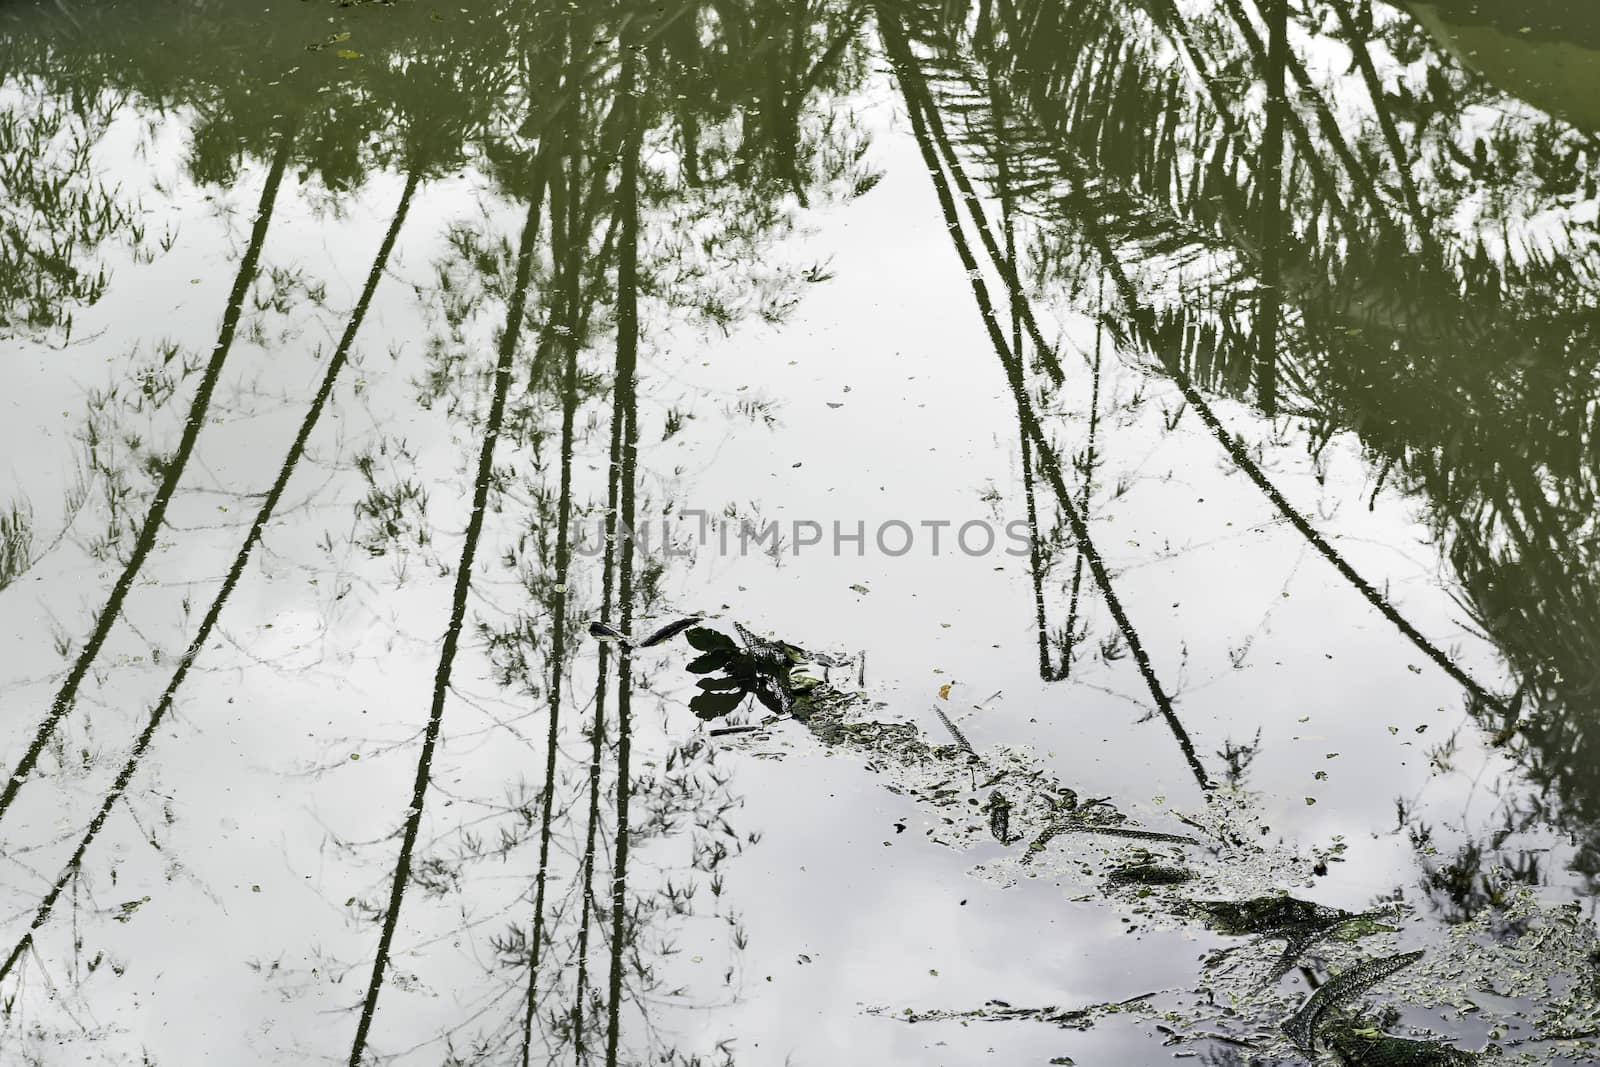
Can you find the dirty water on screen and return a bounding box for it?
[2,0,1599,1063]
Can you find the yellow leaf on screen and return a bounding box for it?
[336,49,361,60]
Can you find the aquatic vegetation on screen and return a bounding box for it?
[1282,950,1425,1053]
[677,622,814,719]
[1324,1021,1478,1066]
[587,615,704,649]
[1105,861,1192,886]
[1185,895,1404,985]
[1188,896,1355,938]
[986,790,1018,844]
[693,633,1600,1061]
[1023,792,1199,861]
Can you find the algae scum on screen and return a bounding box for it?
[3,0,1600,1063]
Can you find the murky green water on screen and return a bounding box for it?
[3,0,1599,1063]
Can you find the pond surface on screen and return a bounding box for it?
[2,0,1599,1063]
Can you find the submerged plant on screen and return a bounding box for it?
[1190,896,1352,937]
[1106,860,1192,886]
[986,790,1018,844]
[1282,950,1426,1053]
[1188,895,1400,985]
[1324,1020,1477,1066]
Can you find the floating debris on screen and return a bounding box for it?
[986,790,1017,844]
[1025,814,1197,861]
[635,615,705,647]
[934,705,976,756]
[870,991,1156,1030]
[687,627,1600,1060]
[586,615,702,649]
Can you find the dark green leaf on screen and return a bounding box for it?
[697,676,745,691]
[685,650,733,674]
[690,690,746,720]
[686,626,737,653]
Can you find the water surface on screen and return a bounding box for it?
[2,0,1599,1063]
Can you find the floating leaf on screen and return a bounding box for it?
[697,676,744,692]
[690,690,746,720]
[686,626,737,653]
[986,791,1014,843]
[686,650,733,674]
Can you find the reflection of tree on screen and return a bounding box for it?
[1,0,516,188]
[346,154,541,1064]
[0,87,144,339]
[671,0,868,202]
[881,8,1213,790]
[0,123,296,835]
[1393,778,1580,925]
[1,0,877,1062]
[891,0,1600,864]
[0,156,420,988]
[3,0,1597,1060]
[0,9,547,1000]
[460,7,873,1059]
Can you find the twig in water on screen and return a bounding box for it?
[933,705,976,755]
